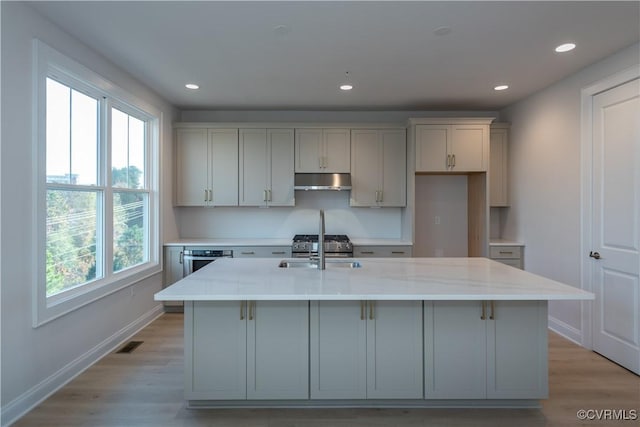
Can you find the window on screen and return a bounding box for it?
[34,41,160,325]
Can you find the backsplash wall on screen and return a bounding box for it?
[176,191,403,239]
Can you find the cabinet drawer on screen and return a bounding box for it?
[233,246,292,258]
[489,246,522,259]
[354,246,412,258]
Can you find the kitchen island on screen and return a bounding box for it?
[155,257,593,408]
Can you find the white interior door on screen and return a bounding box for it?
[591,77,640,374]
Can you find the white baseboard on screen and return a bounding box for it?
[1,304,164,427]
[549,315,584,346]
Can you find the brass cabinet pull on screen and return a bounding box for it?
[391,251,405,255]
[361,251,375,255]
[499,251,513,255]
[360,301,365,320]
[204,189,208,202]
[179,251,184,264]
[241,251,255,255]
[240,301,245,320]
[249,301,255,320]
[267,189,272,202]
[481,301,486,320]
[271,251,286,255]
[263,189,268,202]
[208,189,213,202]
[490,301,495,320]
[369,301,375,320]
[452,154,456,167]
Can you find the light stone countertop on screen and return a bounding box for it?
[163,238,292,247]
[490,239,525,246]
[164,238,412,247]
[155,257,593,302]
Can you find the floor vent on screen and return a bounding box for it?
[117,341,143,354]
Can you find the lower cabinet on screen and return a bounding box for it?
[185,299,548,403]
[354,245,412,258]
[232,246,292,258]
[424,300,548,399]
[186,300,309,400]
[309,300,423,399]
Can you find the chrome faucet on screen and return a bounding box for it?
[318,209,325,270]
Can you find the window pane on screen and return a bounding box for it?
[46,189,100,297]
[71,89,98,185]
[112,108,146,189]
[113,191,148,272]
[46,78,70,183]
[128,116,145,189]
[111,108,128,187]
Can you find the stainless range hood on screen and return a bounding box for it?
[294,173,352,191]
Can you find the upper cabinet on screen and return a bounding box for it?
[414,119,491,173]
[489,123,509,207]
[239,128,294,207]
[175,128,238,206]
[350,129,406,207]
[295,128,350,173]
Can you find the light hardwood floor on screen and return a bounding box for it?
[14,313,639,427]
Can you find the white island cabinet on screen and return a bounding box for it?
[310,300,423,399]
[156,257,593,408]
[424,300,547,399]
[187,300,309,401]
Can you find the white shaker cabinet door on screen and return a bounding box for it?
[350,129,380,206]
[424,301,487,399]
[239,128,294,207]
[366,300,423,399]
[416,125,449,172]
[187,301,247,400]
[175,128,209,206]
[295,129,323,172]
[310,301,367,399]
[380,129,406,207]
[208,129,239,206]
[486,301,548,399]
[450,124,487,172]
[239,129,269,206]
[323,128,351,173]
[267,129,295,206]
[247,301,309,400]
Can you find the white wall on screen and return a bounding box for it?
[0,3,178,424]
[179,191,402,239]
[500,43,639,343]
[414,175,469,257]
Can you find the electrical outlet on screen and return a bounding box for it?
[435,216,441,225]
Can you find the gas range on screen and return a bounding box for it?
[292,234,353,258]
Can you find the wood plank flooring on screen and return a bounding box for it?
[14,313,639,427]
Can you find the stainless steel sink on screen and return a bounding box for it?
[278,259,362,269]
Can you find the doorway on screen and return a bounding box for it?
[582,70,639,374]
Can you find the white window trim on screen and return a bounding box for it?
[32,40,162,327]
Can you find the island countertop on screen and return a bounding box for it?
[154,257,594,301]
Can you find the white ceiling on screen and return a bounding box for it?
[29,1,640,111]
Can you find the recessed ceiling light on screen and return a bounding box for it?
[339,71,353,91]
[433,26,452,36]
[185,83,199,90]
[494,85,509,91]
[273,24,291,36]
[555,43,576,53]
